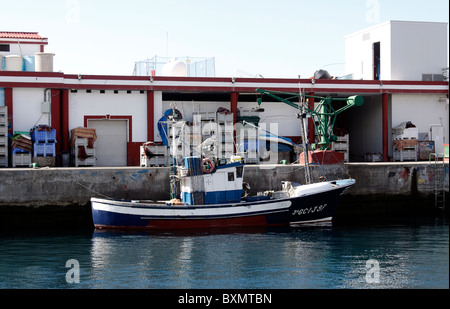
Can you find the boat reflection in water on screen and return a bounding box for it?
[89,226,338,289]
[88,218,449,289]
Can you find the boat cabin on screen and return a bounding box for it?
[179,157,244,205]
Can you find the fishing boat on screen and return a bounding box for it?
[91,89,360,230]
[91,156,354,230]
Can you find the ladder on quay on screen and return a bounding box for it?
[430,145,449,210]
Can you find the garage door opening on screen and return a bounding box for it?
[88,119,128,166]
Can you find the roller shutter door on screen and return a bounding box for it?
[88,120,127,166]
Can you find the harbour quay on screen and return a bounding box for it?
[0,161,447,229]
[1,21,449,228]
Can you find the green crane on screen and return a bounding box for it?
[255,88,363,150]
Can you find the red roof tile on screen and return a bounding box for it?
[0,31,47,40]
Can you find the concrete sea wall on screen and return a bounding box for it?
[0,162,448,228]
[0,162,448,206]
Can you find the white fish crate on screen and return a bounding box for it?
[193,113,202,124]
[75,157,96,166]
[393,127,418,140]
[148,156,168,167]
[0,155,8,167]
[201,111,217,121]
[74,137,89,147]
[332,142,348,151]
[140,145,169,167]
[12,153,32,167]
[217,112,233,123]
[0,145,7,156]
[144,144,168,156]
[202,122,217,135]
[238,108,258,117]
[365,153,383,162]
[0,106,7,124]
[393,149,417,161]
[0,126,8,136]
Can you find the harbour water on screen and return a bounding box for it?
[0,216,448,291]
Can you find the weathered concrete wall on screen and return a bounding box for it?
[0,162,447,207]
[346,162,449,196]
[243,162,448,198]
[0,167,170,206]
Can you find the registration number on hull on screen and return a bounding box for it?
[292,204,327,216]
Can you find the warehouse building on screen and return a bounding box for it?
[0,21,448,167]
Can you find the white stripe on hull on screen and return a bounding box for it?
[290,217,333,225]
[91,198,292,218]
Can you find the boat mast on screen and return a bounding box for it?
[169,113,178,200]
[299,89,311,185]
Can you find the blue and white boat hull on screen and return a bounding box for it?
[91,179,354,230]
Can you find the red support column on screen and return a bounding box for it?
[4,88,13,135]
[61,89,69,152]
[307,93,315,144]
[382,93,389,162]
[230,92,238,124]
[51,89,61,154]
[147,90,154,142]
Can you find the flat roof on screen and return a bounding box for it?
[344,20,448,39]
[0,71,447,95]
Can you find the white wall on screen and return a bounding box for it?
[390,21,448,80]
[345,21,391,80]
[69,90,147,142]
[12,88,49,132]
[391,94,448,145]
[240,101,301,138]
[162,100,228,123]
[155,99,302,142]
[345,21,448,81]
[156,99,226,142]
[0,43,41,57]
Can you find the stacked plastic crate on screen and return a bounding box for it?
[393,126,418,161]
[191,113,202,155]
[70,127,97,167]
[166,120,190,165]
[237,108,259,164]
[331,134,349,162]
[11,133,33,167]
[194,111,218,158]
[140,142,168,167]
[72,138,96,166]
[191,111,234,161]
[0,106,7,167]
[32,125,56,159]
[217,112,234,160]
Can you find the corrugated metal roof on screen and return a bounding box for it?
[0,31,47,40]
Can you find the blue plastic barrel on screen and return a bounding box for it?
[23,56,35,71]
[0,88,5,107]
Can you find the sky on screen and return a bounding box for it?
[1,0,448,78]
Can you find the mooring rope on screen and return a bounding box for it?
[51,167,114,200]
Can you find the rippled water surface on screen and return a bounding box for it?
[0,218,448,289]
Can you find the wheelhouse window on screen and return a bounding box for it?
[236,166,243,178]
[228,172,235,181]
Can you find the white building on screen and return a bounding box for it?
[0,32,48,56]
[1,23,448,167]
[1,31,54,76]
[345,20,448,81]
